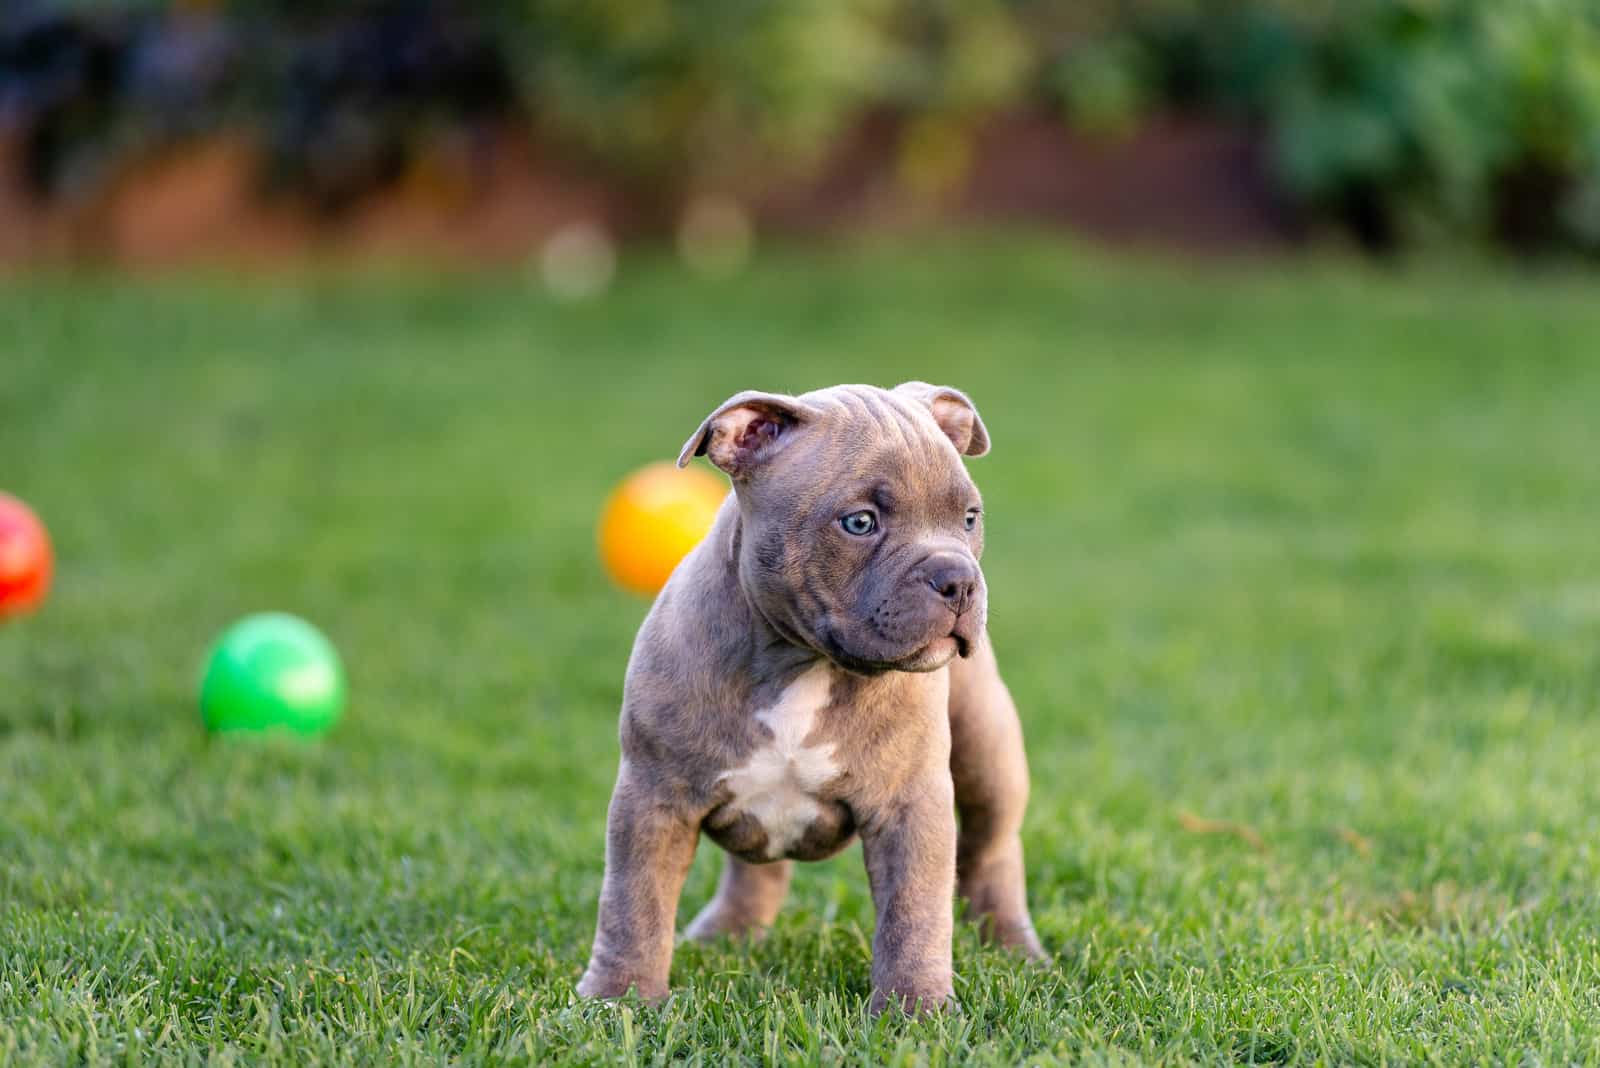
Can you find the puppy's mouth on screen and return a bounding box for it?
[820,630,969,676]
[902,635,964,672]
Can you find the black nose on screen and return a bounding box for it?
[926,557,979,615]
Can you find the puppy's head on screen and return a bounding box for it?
[679,382,990,674]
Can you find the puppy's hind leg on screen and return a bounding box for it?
[948,636,1047,960]
[684,855,793,941]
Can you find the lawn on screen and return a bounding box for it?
[3,239,1600,1065]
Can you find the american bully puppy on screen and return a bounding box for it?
[578,382,1045,1014]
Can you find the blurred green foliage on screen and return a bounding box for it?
[7,0,1600,252]
[1112,0,1600,251]
[478,0,1600,251]
[491,0,1050,178]
[498,0,893,177]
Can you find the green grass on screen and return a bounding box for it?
[3,239,1600,1065]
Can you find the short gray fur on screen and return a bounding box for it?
[578,382,1045,1014]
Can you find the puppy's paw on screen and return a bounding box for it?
[960,898,1049,962]
[682,906,772,943]
[986,919,1048,963]
[576,970,669,1006]
[868,987,958,1017]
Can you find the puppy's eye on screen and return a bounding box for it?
[964,508,981,532]
[840,511,878,536]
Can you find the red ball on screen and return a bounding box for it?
[0,493,52,620]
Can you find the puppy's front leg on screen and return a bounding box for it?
[861,775,957,1015]
[578,761,699,1004]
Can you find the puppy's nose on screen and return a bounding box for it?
[925,555,980,615]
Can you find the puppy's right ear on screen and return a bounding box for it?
[677,390,811,477]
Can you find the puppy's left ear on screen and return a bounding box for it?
[894,381,990,457]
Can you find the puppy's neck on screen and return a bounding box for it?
[706,505,828,690]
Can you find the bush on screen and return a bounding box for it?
[1099,0,1600,253]
[492,0,890,179]
[0,3,516,210]
[492,0,1056,183]
[6,0,1600,254]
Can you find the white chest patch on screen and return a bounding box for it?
[718,664,840,859]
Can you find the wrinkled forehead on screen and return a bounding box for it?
[789,385,974,500]
[802,385,954,455]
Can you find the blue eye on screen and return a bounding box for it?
[965,508,981,531]
[840,511,877,536]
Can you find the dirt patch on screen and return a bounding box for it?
[757,111,1297,251]
[962,113,1296,250]
[0,113,1297,269]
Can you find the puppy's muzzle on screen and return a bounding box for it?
[925,555,980,618]
[920,551,984,657]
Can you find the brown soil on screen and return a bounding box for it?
[757,111,1295,250]
[0,114,1296,270]
[961,113,1296,250]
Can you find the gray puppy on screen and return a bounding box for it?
[578,382,1044,1013]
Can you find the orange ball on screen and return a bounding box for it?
[598,462,727,596]
[0,492,53,620]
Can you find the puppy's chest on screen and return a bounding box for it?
[708,664,853,861]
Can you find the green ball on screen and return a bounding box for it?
[200,613,346,736]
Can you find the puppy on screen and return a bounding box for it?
[579,382,1044,1013]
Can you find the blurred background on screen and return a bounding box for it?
[5,0,1600,266]
[7,2,1600,1060]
